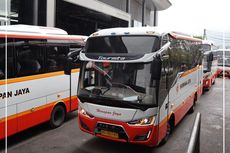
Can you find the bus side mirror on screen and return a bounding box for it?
[64,57,73,75]
[207,53,213,62]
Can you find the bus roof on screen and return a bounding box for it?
[0,25,88,41]
[0,24,68,35]
[212,49,230,52]
[202,40,215,45]
[90,27,202,42]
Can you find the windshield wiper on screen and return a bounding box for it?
[88,62,113,94]
[121,100,147,111]
[101,82,143,102]
[78,94,149,111]
[91,63,112,80]
[110,83,138,94]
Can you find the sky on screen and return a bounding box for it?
[158,0,230,36]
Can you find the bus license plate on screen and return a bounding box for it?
[101,130,119,139]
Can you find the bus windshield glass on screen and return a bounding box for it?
[215,50,230,57]
[218,58,230,67]
[84,36,160,54]
[199,44,211,52]
[78,61,157,106]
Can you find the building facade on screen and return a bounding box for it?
[0,0,171,35]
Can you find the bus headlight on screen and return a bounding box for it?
[128,116,155,126]
[79,107,94,118]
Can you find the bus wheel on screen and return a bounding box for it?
[188,102,195,114]
[212,79,215,85]
[50,105,66,128]
[160,120,173,145]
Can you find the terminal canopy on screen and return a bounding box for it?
[145,0,171,11]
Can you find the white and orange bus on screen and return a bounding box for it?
[215,49,230,78]
[67,27,203,146]
[200,40,217,52]
[0,25,86,139]
[202,51,218,91]
[201,40,218,91]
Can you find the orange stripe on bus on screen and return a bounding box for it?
[180,67,199,78]
[0,69,80,85]
[0,96,78,123]
[158,91,195,128]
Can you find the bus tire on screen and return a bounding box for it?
[49,105,66,128]
[212,79,215,85]
[188,102,195,114]
[160,118,174,145]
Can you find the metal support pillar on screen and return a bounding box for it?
[47,0,56,27]
[33,0,38,25]
[142,0,146,26]
[153,9,158,26]
[126,0,130,13]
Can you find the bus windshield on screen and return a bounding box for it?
[78,61,157,107]
[84,36,160,54]
[215,50,230,58]
[199,44,211,52]
[218,58,230,67]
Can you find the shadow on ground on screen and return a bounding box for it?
[0,111,77,151]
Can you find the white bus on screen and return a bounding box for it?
[67,27,203,146]
[200,40,217,52]
[0,25,86,139]
[201,40,218,91]
[215,49,230,78]
[202,50,218,91]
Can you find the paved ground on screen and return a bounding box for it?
[225,78,230,153]
[0,78,228,153]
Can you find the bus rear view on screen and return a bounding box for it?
[75,27,202,147]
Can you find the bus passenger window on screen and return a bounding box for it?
[46,42,69,72]
[0,38,15,79]
[15,39,45,77]
[0,39,5,79]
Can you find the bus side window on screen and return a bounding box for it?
[161,34,169,47]
[166,38,187,88]
[0,38,15,79]
[170,38,189,72]
[0,39,5,79]
[46,41,70,73]
[158,59,168,106]
[15,39,45,77]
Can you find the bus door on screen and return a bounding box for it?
[157,56,170,141]
[68,44,82,111]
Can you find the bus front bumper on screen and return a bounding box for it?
[78,113,159,147]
